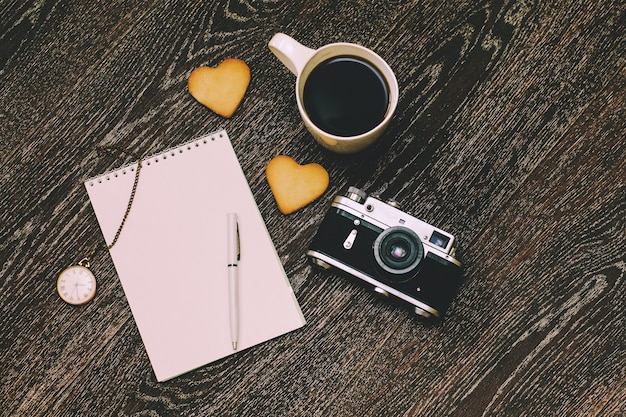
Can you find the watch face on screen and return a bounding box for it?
[57,265,97,305]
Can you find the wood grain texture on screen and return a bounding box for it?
[1,0,624,416]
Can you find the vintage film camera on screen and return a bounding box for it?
[307,187,463,321]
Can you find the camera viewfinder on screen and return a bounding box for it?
[429,231,450,249]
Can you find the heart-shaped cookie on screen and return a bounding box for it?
[188,58,250,118]
[266,155,330,214]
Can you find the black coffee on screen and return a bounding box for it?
[303,56,389,137]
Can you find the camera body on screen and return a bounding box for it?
[307,187,462,321]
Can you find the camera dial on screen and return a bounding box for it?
[346,186,367,203]
[386,199,401,209]
[373,226,424,281]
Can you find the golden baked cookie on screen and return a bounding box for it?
[188,58,251,118]
[266,155,330,215]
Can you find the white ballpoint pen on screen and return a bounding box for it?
[227,213,240,350]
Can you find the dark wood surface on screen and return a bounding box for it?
[1,1,624,416]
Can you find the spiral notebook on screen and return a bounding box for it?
[85,130,305,382]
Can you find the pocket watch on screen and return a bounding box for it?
[57,144,142,306]
[57,259,97,305]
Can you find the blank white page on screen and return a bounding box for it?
[85,130,305,381]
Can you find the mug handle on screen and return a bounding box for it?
[268,33,315,76]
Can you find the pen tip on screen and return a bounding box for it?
[232,342,237,350]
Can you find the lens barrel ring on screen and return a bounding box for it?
[373,226,424,278]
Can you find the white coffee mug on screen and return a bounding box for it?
[269,33,399,154]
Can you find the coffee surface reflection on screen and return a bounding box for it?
[303,56,389,137]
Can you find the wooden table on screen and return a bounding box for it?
[2,1,624,415]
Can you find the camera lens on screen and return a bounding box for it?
[373,226,423,280]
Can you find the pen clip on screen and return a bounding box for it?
[235,221,240,261]
[227,212,240,265]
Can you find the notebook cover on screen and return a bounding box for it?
[85,130,305,381]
